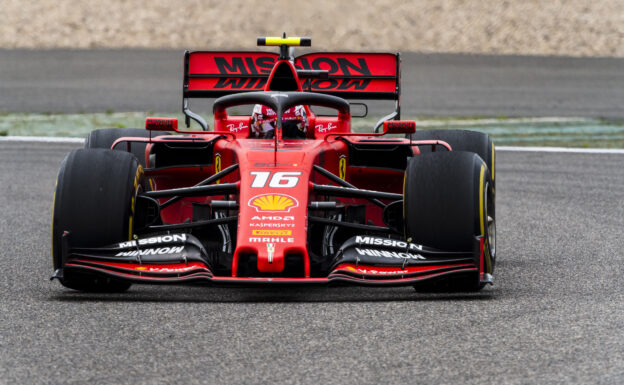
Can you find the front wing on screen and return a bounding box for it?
[55,233,490,287]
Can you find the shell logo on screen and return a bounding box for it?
[248,194,299,212]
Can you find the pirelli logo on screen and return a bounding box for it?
[251,229,292,236]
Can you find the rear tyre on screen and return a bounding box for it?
[52,149,147,292]
[403,151,495,291]
[85,128,170,167]
[409,129,495,191]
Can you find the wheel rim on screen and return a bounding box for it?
[485,182,496,259]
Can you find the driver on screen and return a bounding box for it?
[251,104,308,139]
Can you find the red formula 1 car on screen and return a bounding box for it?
[51,36,496,292]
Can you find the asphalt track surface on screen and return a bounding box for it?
[1,141,623,384]
[1,49,623,118]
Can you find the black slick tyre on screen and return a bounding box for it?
[403,151,495,291]
[52,149,147,292]
[85,128,169,167]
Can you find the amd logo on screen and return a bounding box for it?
[251,215,295,221]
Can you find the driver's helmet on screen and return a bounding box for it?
[251,104,307,137]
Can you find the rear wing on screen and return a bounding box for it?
[183,51,401,129]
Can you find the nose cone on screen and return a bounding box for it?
[232,140,313,276]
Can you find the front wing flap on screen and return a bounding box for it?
[327,235,480,285]
[62,233,215,283]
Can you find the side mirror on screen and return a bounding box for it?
[382,120,416,134]
[146,117,178,131]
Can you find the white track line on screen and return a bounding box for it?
[417,117,591,127]
[497,146,624,154]
[1,136,623,154]
[0,112,147,122]
[0,136,85,143]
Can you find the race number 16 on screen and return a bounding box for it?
[250,171,302,188]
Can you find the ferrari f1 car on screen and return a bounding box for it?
[51,36,496,292]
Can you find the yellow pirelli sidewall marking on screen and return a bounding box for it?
[478,161,493,274]
[215,154,221,184]
[491,141,495,182]
[402,172,406,218]
[129,165,143,240]
[479,164,485,236]
[264,37,302,46]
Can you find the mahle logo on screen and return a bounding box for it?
[248,194,298,212]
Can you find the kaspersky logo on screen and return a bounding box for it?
[248,194,298,212]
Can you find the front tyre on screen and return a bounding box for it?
[52,149,147,292]
[403,151,495,291]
